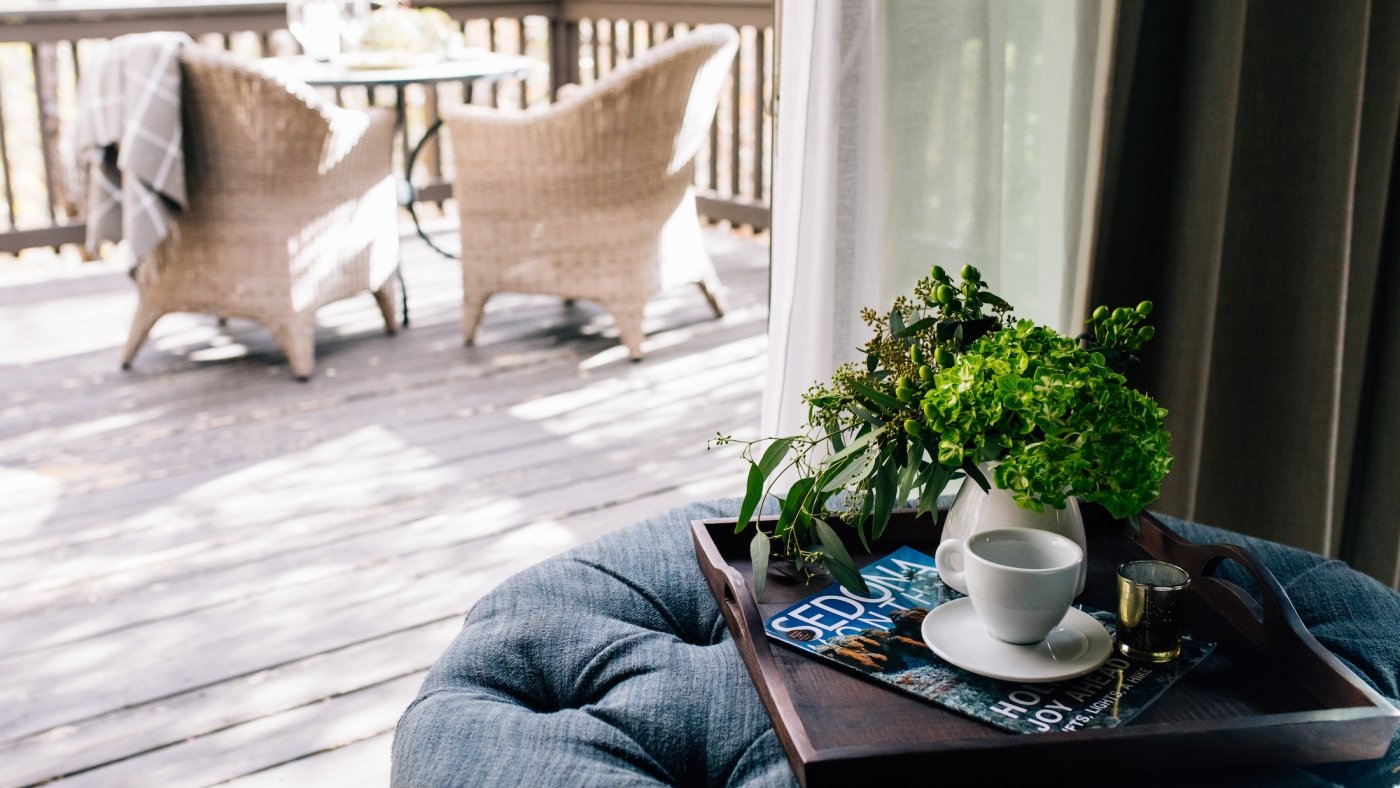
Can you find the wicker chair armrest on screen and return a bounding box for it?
[318,104,396,183]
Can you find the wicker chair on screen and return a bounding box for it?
[120,46,400,381]
[442,25,739,359]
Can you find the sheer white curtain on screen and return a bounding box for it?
[763,0,1115,435]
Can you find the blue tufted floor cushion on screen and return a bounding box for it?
[390,500,1400,787]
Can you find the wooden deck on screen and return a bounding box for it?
[0,226,769,786]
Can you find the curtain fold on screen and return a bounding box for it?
[765,0,1110,437]
[763,0,884,437]
[1092,0,1400,587]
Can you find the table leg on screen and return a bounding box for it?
[396,265,409,328]
[392,87,413,327]
[404,118,459,261]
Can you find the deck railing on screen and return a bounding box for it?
[0,0,772,258]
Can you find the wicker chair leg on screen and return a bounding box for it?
[120,304,164,370]
[269,315,317,381]
[605,299,647,361]
[372,280,400,336]
[462,289,492,347]
[697,270,727,318]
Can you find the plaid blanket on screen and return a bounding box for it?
[74,32,191,267]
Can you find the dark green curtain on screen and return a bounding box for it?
[1091,0,1400,587]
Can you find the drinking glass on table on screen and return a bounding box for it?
[337,0,371,53]
[287,0,344,61]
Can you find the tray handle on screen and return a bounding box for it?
[1134,512,1394,710]
[691,519,824,775]
[1136,513,1294,639]
[716,565,760,639]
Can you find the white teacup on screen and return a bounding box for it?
[935,528,1084,644]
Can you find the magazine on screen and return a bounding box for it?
[763,545,1215,734]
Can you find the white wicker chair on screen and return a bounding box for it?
[120,46,400,380]
[442,25,739,359]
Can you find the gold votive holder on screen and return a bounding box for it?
[1116,559,1191,663]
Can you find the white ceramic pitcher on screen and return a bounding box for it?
[938,462,1087,596]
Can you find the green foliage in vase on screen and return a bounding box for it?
[926,318,1172,518]
[711,265,1173,599]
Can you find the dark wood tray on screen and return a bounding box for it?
[691,506,1398,785]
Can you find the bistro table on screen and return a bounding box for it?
[260,51,536,325]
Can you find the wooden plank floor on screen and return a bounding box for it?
[0,226,769,787]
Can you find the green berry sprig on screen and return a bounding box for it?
[1086,300,1155,349]
[1082,299,1156,374]
[914,264,1013,329]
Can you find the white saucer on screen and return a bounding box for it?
[921,598,1112,683]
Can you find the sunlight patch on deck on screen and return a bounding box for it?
[0,466,61,538]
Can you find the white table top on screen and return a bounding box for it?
[261,50,535,88]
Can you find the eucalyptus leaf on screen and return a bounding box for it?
[896,316,938,338]
[918,464,952,517]
[890,308,905,338]
[820,448,874,492]
[810,484,833,525]
[795,487,816,535]
[982,292,1011,310]
[734,462,763,534]
[858,486,874,524]
[779,477,816,539]
[822,425,883,467]
[917,474,941,517]
[756,437,795,479]
[962,459,991,494]
[849,405,884,427]
[823,554,868,596]
[912,461,939,517]
[848,380,903,414]
[896,459,921,507]
[872,459,897,541]
[813,519,868,594]
[750,530,771,601]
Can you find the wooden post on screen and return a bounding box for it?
[755,26,768,204]
[486,17,498,107]
[0,58,17,231]
[729,38,741,200]
[32,43,66,225]
[549,15,580,98]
